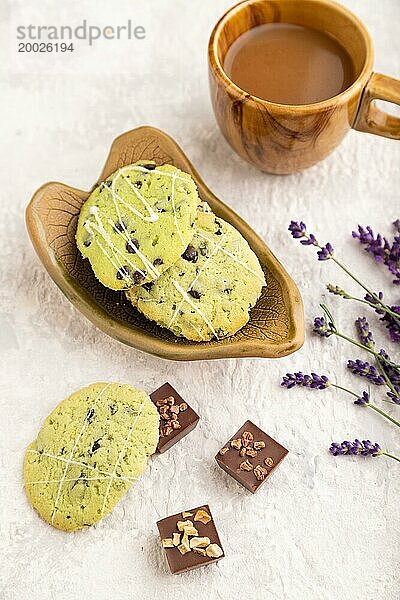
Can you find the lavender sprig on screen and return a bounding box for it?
[364,293,400,343]
[313,305,400,379]
[281,372,330,389]
[329,439,400,463]
[326,285,400,333]
[355,316,375,349]
[289,220,400,330]
[352,222,400,286]
[354,318,400,404]
[347,359,385,386]
[281,372,400,427]
[330,439,381,456]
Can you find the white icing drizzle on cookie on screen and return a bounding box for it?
[172,280,219,340]
[50,383,112,524]
[100,397,147,517]
[85,209,146,281]
[26,475,137,486]
[187,320,205,341]
[111,171,158,223]
[82,164,191,283]
[170,173,186,247]
[105,217,160,280]
[197,231,266,285]
[168,232,227,336]
[26,450,137,485]
[125,164,191,183]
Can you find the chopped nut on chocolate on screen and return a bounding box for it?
[190,536,210,549]
[181,511,193,518]
[254,441,266,450]
[206,544,223,558]
[157,505,224,574]
[177,520,193,532]
[161,426,174,437]
[183,525,198,537]
[219,446,229,455]
[231,438,242,450]
[181,532,190,550]
[254,465,268,481]
[239,459,253,472]
[151,383,200,453]
[177,542,190,555]
[215,420,289,494]
[156,398,169,407]
[194,509,211,525]
[242,431,254,446]
[246,447,257,457]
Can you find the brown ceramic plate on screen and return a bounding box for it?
[26,126,304,361]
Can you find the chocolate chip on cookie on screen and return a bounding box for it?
[126,238,140,253]
[188,289,201,299]
[116,266,132,280]
[182,245,198,263]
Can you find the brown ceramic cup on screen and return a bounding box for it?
[208,0,400,174]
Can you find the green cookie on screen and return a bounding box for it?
[76,161,199,290]
[24,383,159,532]
[127,207,266,341]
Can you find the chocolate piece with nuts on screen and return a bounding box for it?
[150,383,200,453]
[157,505,225,575]
[215,420,288,493]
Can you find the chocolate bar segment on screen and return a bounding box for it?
[150,383,199,453]
[215,420,288,493]
[157,505,224,574]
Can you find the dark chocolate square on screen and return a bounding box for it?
[215,420,288,493]
[157,505,225,575]
[150,383,199,453]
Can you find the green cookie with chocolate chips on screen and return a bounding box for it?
[76,161,199,290]
[24,383,159,531]
[127,208,266,341]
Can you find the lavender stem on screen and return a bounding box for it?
[330,384,400,427]
[332,257,400,327]
[333,331,400,376]
[382,452,400,463]
[367,404,400,428]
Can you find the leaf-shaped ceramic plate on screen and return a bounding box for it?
[26,126,304,361]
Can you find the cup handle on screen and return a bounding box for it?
[353,72,400,139]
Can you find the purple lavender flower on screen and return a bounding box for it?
[355,317,375,348]
[281,372,330,390]
[387,387,400,405]
[381,306,400,343]
[314,316,335,337]
[288,221,332,256]
[329,439,381,457]
[347,359,385,385]
[378,350,400,385]
[288,221,318,245]
[353,391,370,406]
[317,243,334,261]
[353,223,400,285]
[364,293,400,343]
